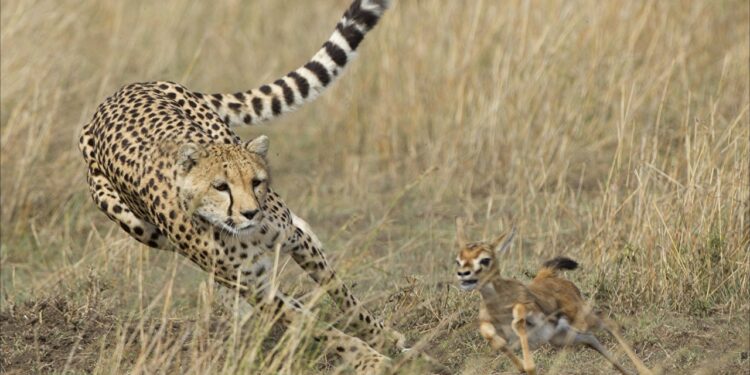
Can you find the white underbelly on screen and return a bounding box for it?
[498,313,574,349]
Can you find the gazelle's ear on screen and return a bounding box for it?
[245,135,269,158]
[177,143,204,174]
[492,227,516,254]
[455,217,468,247]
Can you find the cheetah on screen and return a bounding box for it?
[79,0,405,372]
[454,219,652,375]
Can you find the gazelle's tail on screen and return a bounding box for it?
[536,256,578,279]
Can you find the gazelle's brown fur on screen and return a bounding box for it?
[454,219,651,375]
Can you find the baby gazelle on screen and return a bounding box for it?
[454,219,651,375]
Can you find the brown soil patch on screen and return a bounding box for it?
[0,296,117,374]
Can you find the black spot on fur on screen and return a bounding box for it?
[228,102,242,112]
[271,96,281,115]
[287,71,309,98]
[336,23,364,50]
[304,61,330,86]
[345,0,381,29]
[251,97,263,116]
[323,41,347,66]
[274,79,295,105]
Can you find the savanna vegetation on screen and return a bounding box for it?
[1,0,748,373]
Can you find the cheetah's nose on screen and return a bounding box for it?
[241,210,259,220]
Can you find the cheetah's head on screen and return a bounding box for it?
[175,136,270,235]
[454,218,515,291]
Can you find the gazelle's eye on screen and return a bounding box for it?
[252,178,264,188]
[213,182,229,191]
[455,259,461,267]
[479,258,491,267]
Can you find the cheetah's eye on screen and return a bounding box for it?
[213,182,229,191]
[479,258,491,267]
[251,178,265,188]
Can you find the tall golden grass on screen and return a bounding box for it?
[1,0,748,373]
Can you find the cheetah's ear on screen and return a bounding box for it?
[177,142,204,174]
[245,135,269,158]
[491,227,516,254]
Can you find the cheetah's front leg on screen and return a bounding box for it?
[220,274,391,375]
[269,293,391,374]
[284,213,406,351]
[86,165,172,250]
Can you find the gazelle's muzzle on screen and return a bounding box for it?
[456,268,479,291]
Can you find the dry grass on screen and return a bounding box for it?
[1,0,748,374]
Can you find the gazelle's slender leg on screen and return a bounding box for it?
[511,304,536,375]
[573,332,631,375]
[598,317,652,375]
[479,321,525,372]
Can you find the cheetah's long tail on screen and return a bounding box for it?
[204,0,390,127]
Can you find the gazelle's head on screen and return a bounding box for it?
[454,218,514,291]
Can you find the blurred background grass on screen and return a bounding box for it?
[1,0,748,373]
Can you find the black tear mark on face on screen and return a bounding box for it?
[183,159,196,172]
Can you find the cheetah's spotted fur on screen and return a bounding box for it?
[79,0,402,372]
